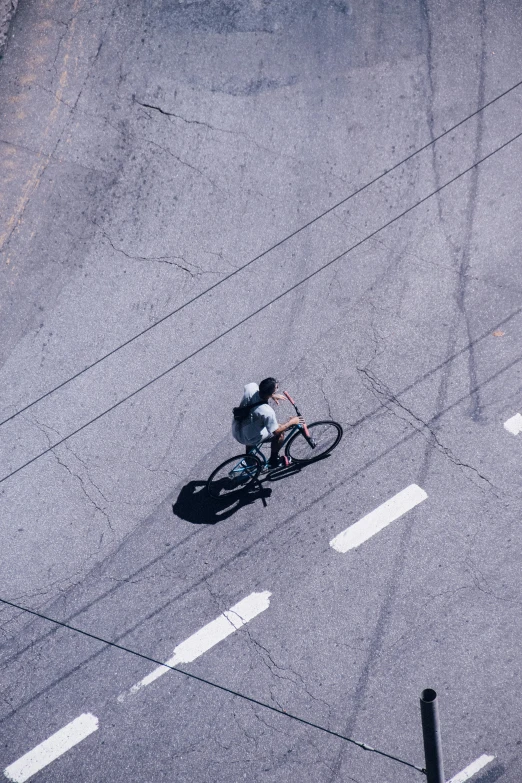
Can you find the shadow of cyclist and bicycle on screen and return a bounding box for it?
[174,407,343,525]
[172,457,328,526]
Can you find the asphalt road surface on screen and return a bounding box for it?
[1,1,522,781]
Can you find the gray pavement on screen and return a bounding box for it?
[1,0,522,781]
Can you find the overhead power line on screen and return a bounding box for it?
[1,77,522,430]
[1,126,522,486]
[0,596,426,775]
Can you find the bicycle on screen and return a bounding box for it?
[206,391,343,499]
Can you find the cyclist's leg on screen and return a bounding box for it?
[268,433,284,466]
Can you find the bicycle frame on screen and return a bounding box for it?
[228,457,260,478]
[246,425,299,467]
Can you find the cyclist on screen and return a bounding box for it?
[232,377,303,469]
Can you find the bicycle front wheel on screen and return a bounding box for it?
[207,454,262,499]
[285,421,343,464]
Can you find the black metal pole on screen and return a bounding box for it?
[420,689,445,783]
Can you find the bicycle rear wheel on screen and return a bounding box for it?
[207,454,262,499]
[285,421,343,464]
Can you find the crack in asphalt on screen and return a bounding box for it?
[127,456,179,480]
[129,406,185,477]
[198,579,301,712]
[22,413,114,531]
[464,555,522,605]
[319,373,334,420]
[51,449,113,531]
[92,222,215,277]
[203,247,240,271]
[383,585,472,654]
[50,19,72,84]
[134,130,226,194]
[134,98,224,131]
[18,79,72,108]
[132,96,298,162]
[200,579,332,719]
[359,297,388,370]
[71,103,229,195]
[357,365,498,495]
[227,689,288,754]
[244,628,333,717]
[60,440,112,506]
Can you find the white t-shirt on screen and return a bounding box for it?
[232,383,278,446]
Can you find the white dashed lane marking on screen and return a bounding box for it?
[504,413,522,435]
[3,713,98,783]
[447,754,495,782]
[118,590,272,701]
[330,484,428,553]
